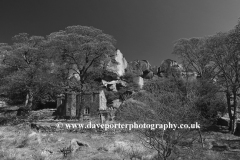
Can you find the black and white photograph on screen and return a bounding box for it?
[1,0,240,159]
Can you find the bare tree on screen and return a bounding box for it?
[116,78,203,159]
[206,28,240,134]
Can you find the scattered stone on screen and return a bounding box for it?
[97,146,108,152]
[28,131,37,138]
[70,139,89,153]
[211,143,229,151]
[41,149,53,156]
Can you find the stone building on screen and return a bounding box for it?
[56,90,108,121]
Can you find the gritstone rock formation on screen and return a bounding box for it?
[126,60,151,76]
[106,49,128,77]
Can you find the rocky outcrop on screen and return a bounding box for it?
[160,59,181,70]
[127,60,151,76]
[106,49,128,77]
[142,70,154,79]
[125,58,199,82]
[150,65,159,75]
[159,59,183,73]
[126,59,187,79]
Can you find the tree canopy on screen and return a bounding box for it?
[46,25,116,92]
[0,25,117,109]
[172,19,240,134]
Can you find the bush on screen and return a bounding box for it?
[121,72,137,83]
[104,90,119,103]
[194,80,227,123]
[116,77,205,160]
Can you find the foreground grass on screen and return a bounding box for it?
[1,115,240,160]
[0,124,155,160]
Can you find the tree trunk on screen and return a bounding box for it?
[232,91,238,134]
[226,92,233,131]
[25,89,33,110]
[24,94,29,107]
[198,128,204,148]
[158,142,161,160]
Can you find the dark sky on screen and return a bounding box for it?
[0,0,240,66]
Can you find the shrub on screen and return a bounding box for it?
[194,79,227,123]
[104,90,119,103]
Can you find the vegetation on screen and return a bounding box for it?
[0,34,59,109]
[1,18,240,159]
[116,77,205,159]
[173,19,240,134]
[0,25,116,110]
[46,25,116,93]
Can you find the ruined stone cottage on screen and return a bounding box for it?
[56,90,108,120]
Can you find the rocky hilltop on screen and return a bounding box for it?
[97,49,200,100]
[104,49,197,81]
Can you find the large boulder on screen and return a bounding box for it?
[142,70,154,79]
[69,139,89,153]
[106,49,128,77]
[150,65,159,75]
[157,59,183,77]
[159,59,182,72]
[127,60,151,77]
